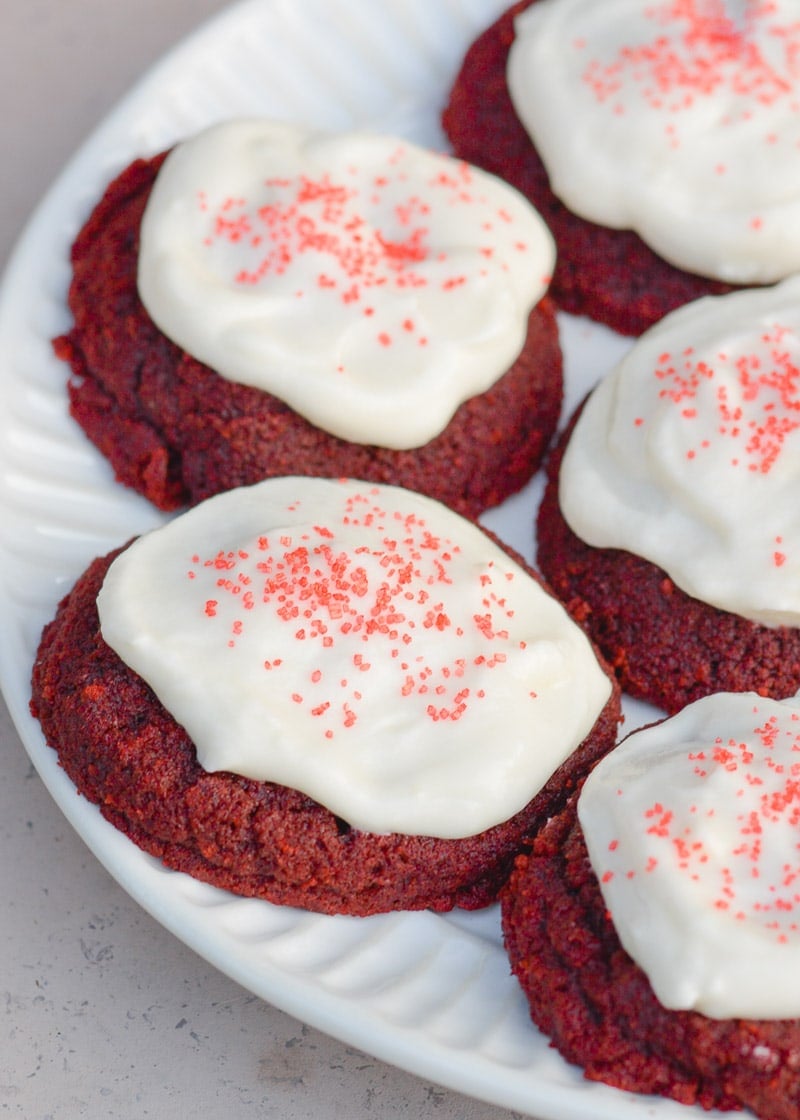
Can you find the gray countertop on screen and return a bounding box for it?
[0,2,530,1117]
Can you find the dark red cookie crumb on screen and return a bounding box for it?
[442,0,735,336]
[30,539,621,917]
[502,791,800,1120]
[536,409,800,713]
[53,151,563,516]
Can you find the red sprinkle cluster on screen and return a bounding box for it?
[603,705,800,939]
[580,0,799,140]
[195,148,526,357]
[647,323,800,476]
[185,489,527,741]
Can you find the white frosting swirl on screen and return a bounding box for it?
[137,119,555,449]
[579,690,800,1019]
[97,478,611,839]
[507,0,800,283]
[559,276,800,627]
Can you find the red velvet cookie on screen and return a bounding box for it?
[502,788,800,1120]
[30,536,621,918]
[442,0,734,336]
[536,410,800,714]
[54,151,562,516]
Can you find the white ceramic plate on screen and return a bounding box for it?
[0,1,720,1117]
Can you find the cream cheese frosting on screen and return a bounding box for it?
[559,276,800,628]
[507,0,800,283]
[579,690,800,1019]
[97,477,611,839]
[137,118,555,449]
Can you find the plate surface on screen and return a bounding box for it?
[0,1,716,1116]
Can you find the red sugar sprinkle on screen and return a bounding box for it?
[580,0,798,142]
[188,490,522,739]
[192,143,532,360]
[619,724,800,936]
[652,323,800,473]
[205,170,434,292]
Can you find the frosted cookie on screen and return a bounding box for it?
[53,118,561,515]
[502,691,800,1119]
[537,277,800,712]
[31,477,620,917]
[443,0,800,334]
